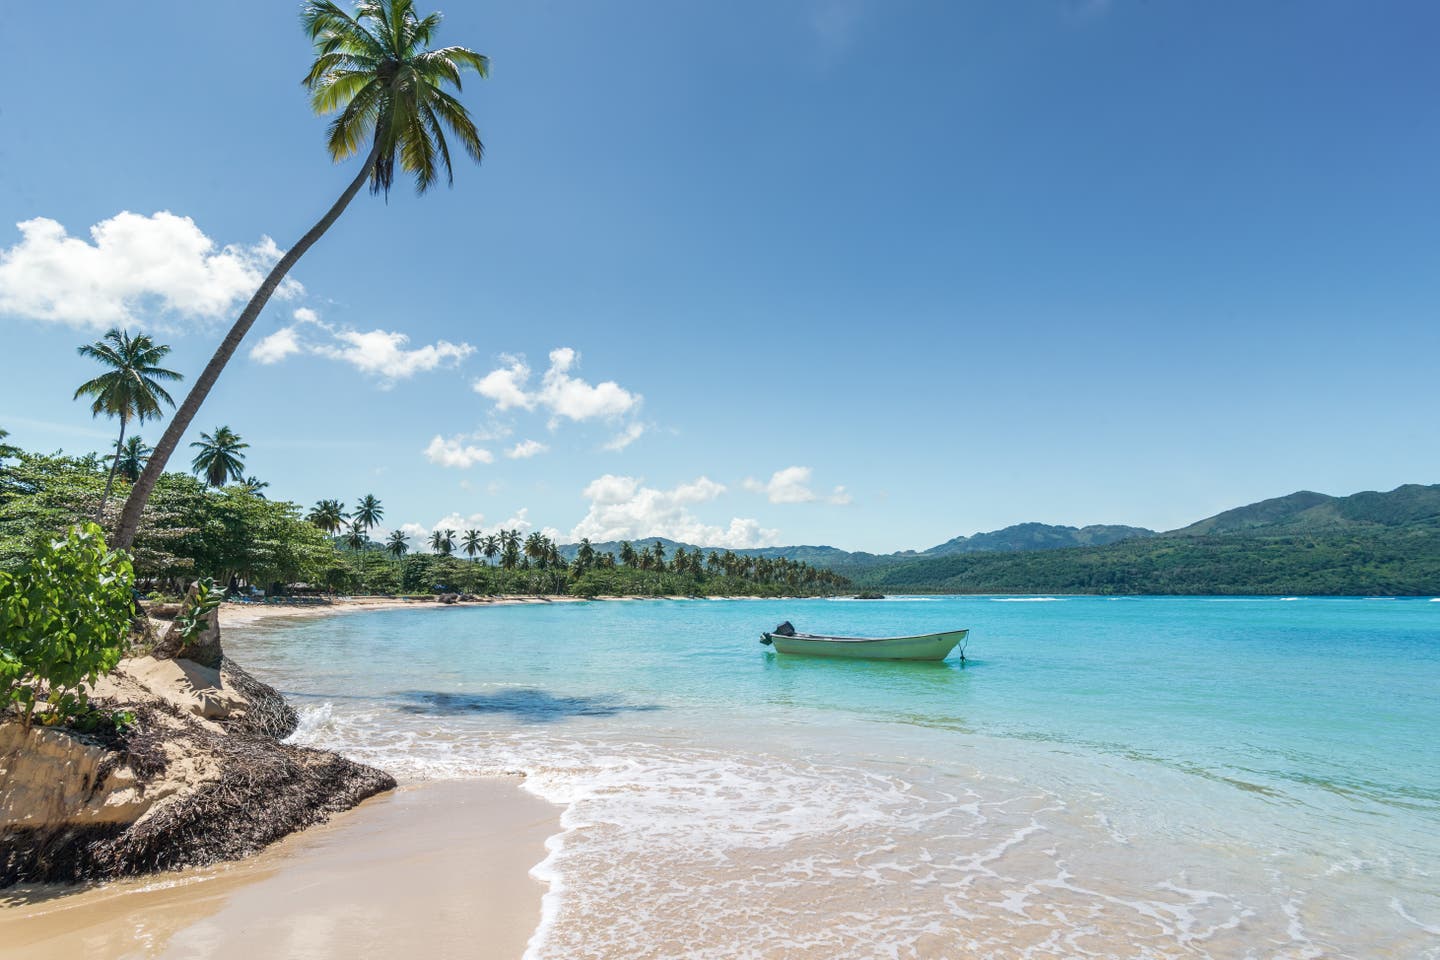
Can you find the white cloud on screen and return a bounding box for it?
[432,512,487,534]
[570,474,778,548]
[506,439,548,460]
[500,508,534,533]
[313,329,472,382]
[424,433,494,468]
[472,354,534,410]
[250,326,302,364]
[602,421,647,451]
[472,348,641,423]
[0,211,300,328]
[743,465,851,505]
[249,308,473,385]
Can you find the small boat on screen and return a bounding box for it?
[760,623,968,662]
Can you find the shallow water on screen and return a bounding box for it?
[230,596,1440,959]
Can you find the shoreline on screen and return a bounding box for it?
[217,592,787,628]
[0,778,558,960]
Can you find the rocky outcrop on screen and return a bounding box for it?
[0,649,394,887]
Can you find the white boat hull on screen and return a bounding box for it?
[763,629,968,661]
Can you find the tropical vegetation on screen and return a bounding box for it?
[0,433,847,599]
[0,523,135,728]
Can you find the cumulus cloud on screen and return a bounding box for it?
[424,433,495,468]
[570,474,779,548]
[472,354,534,410]
[249,325,302,364]
[392,513,489,552]
[602,421,647,452]
[743,466,850,505]
[249,308,472,385]
[0,211,300,328]
[500,508,534,533]
[473,348,641,424]
[506,439,548,460]
[313,328,472,381]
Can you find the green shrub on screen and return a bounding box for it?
[0,522,135,728]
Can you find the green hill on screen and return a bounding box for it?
[1173,484,1440,536]
[856,484,1440,595]
[926,522,1154,554]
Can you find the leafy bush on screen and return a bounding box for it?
[172,577,224,643]
[0,522,135,728]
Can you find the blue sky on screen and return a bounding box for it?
[2,0,1438,553]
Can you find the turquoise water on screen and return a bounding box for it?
[231,596,1440,959]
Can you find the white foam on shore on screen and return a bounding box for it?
[989,597,1065,602]
[280,702,1403,959]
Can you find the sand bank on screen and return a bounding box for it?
[0,778,557,960]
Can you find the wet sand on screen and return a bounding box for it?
[0,779,557,960]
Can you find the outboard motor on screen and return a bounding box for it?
[759,620,797,646]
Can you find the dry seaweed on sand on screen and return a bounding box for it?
[0,659,394,887]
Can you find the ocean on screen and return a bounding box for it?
[229,596,1440,959]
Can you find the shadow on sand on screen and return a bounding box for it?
[394,689,661,723]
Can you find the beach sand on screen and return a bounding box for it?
[216,594,588,628]
[0,779,558,960]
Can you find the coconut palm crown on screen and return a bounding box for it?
[111,0,488,549]
[190,426,249,488]
[73,329,182,515]
[302,0,488,196]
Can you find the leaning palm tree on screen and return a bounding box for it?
[73,329,183,517]
[308,498,349,534]
[386,529,409,559]
[190,426,249,488]
[111,436,152,483]
[353,494,384,535]
[112,0,489,548]
[461,529,482,561]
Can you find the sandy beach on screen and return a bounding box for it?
[0,778,557,960]
[217,594,588,628]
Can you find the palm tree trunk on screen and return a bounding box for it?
[113,145,380,549]
[97,417,127,520]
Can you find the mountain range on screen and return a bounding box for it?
[561,483,1440,595]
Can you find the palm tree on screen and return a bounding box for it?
[438,529,456,556]
[428,530,445,553]
[353,494,384,535]
[461,529,482,561]
[386,529,409,558]
[0,428,19,464]
[575,538,595,573]
[241,476,270,498]
[344,527,369,551]
[112,0,489,549]
[190,426,249,488]
[481,534,500,566]
[619,541,637,567]
[111,436,152,483]
[524,532,546,567]
[73,329,183,517]
[308,499,349,534]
